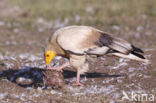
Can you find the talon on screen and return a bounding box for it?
[72,82,84,86]
[46,68,53,71]
[46,67,63,72]
[46,67,56,71]
[55,68,63,72]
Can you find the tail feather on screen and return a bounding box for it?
[131,51,145,59]
[111,52,149,63]
[131,45,144,53]
[96,32,149,63]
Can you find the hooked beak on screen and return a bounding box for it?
[44,51,56,66]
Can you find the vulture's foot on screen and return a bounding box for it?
[72,82,84,86]
[47,67,63,72]
[47,62,70,72]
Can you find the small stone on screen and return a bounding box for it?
[16,77,33,85]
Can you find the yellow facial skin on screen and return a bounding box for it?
[44,50,56,66]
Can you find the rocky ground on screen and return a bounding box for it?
[0,49,156,103]
[0,0,156,103]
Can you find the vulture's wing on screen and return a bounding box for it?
[97,32,144,54]
[56,26,143,56]
[56,27,99,55]
[96,32,133,54]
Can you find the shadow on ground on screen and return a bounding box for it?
[0,67,123,88]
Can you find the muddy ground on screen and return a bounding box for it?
[1,49,156,103]
[0,0,156,103]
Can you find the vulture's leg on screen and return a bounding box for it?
[72,70,84,86]
[56,62,70,71]
[47,62,70,72]
[70,55,88,86]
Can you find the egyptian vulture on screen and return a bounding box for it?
[44,25,148,86]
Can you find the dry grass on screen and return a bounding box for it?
[8,0,156,26]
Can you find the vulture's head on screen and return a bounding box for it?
[44,50,56,66]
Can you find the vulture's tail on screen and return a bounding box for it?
[94,31,149,63]
[111,52,149,63]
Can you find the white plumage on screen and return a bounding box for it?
[45,25,148,86]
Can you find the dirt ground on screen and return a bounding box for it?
[1,49,156,103]
[0,0,156,103]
